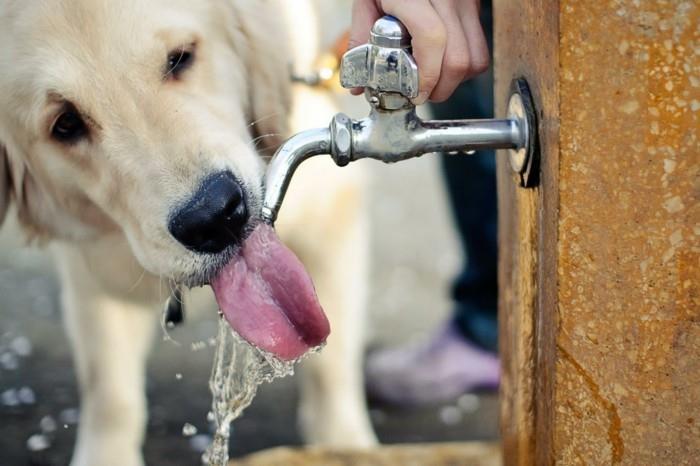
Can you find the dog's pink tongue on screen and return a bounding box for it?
[211,224,329,361]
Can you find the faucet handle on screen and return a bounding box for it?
[340,16,419,100]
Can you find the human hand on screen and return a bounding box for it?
[348,0,489,104]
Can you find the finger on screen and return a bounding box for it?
[380,0,446,104]
[348,0,382,95]
[348,0,382,49]
[429,0,472,102]
[459,0,490,79]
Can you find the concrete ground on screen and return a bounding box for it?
[0,97,499,465]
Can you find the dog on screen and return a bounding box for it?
[0,0,375,464]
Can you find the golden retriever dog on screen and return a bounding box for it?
[0,0,375,464]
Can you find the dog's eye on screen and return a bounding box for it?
[165,47,195,80]
[51,107,88,144]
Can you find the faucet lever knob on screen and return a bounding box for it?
[340,16,419,99]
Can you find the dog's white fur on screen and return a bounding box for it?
[0,0,375,464]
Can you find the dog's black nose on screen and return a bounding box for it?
[168,171,248,254]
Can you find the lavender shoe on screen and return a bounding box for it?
[366,323,500,406]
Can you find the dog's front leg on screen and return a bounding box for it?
[295,209,377,447]
[54,243,158,466]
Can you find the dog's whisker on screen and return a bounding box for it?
[251,133,280,146]
[159,317,182,347]
[251,133,282,156]
[165,277,184,301]
[158,275,183,347]
[127,268,147,293]
[171,284,184,306]
[247,112,282,128]
[164,48,187,78]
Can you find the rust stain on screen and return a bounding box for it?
[558,345,624,464]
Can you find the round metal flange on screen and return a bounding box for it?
[507,93,528,173]
[506,78,539,188]
[330,113,353,166]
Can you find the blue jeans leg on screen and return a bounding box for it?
[430,2,498,352]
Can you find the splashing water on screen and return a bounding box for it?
[26,433,50,452]
[203,318,319,465]
[182,423,198,437]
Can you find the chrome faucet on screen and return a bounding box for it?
[261,16,537,225]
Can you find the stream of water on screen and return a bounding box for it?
[203,318,312,465]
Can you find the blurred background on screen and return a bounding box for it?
[0,2,500,464]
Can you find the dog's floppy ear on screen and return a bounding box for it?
[0,144,11,226]
[0,141,55,239]
[234,1,292,154]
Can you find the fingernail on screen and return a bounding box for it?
[412,91,429,106]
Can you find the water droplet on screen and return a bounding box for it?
[1,388,20,407]
[10,336,32,357]
[457,393,480,413]
[175,373,183,380]
[191,341,207,352]
[189,434,212,453]
[182,423,198,437]
[439,405,462,425]
[26,434,50,452]
[39,415,57,433]
[18,387,36,405]
[0,351,19,370]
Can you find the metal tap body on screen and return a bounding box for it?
[336,106,522,164]
[261,16,537,225]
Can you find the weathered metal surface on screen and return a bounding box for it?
[494,0,560,464]
[497,0,699,464]
[556,1,700,464]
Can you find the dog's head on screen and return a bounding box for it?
[0,0,291,283]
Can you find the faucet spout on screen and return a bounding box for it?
[261,128,331,225]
